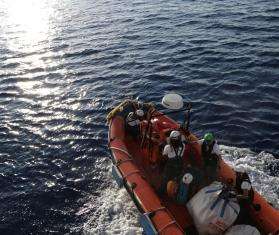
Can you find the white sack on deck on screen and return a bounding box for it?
[187,181,240,235]
[225,225,261,235]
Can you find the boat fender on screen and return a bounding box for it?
[111,165,123,188]
[140,213,157,235]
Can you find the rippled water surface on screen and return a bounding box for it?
[0,0,278,234]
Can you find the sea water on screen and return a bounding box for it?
[0,0,278,234]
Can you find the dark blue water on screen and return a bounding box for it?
[0,0,278,233]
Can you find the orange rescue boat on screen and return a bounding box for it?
[107,98,279,235]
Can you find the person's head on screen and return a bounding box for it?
[241,181,251,191]
[204,132,214,145]
[135,109,144,119]
[170,130,181,147]
[182,173,193,184]
[241,180,252,197]
[236,167,249,181]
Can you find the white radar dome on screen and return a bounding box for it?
[162,93,184,110]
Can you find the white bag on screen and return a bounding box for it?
[187,181,240,235]
[225,225,261,235]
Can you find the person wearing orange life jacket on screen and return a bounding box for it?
[125,109,144,138]
[158,130,186,194]
[198,132,221,181]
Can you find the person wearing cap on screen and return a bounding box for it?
[235,169,253,201]
[167,165,205,203]
[158,130,186,194]
[198,132,221,181]
[163,130,186,160]
[234,169,254,224]
[125,109,144,139]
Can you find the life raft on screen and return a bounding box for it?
[107,100,279,235]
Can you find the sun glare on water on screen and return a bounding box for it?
[0,0,65,97]
[2,0,54,51]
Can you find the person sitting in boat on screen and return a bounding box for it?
[158,130,186,194]
[162,130,201,170]
[235,169,253,201]
[125,109,144,138]
[167,166,205,204]
[198,132,221,181]
[167,173,193,203]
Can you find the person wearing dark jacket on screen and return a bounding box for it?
[125,109,144,138]
[198,132,221,181]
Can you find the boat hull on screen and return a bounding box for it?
[108,110,279,235]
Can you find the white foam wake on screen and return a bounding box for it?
[81,166,142,235]
[82,186,142,235]
[220,145,279,209]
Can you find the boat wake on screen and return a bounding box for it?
[82,146,279,234]
[83,186,142,235]
[221,145,279,209]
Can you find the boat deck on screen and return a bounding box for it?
[124,136,198,233]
